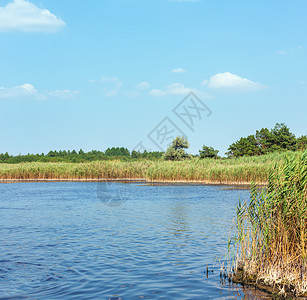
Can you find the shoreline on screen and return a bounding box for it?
[231,270,307,299]
[0,178,267,186]
[0,153,287,185]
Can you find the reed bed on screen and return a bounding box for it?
[0,160,150,181]
[230,151,307,297]
[146,160,270,184]
[146,151,298,184]
[0,151,300,183]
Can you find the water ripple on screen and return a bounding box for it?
[0,182,270,299]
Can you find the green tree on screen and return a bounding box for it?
[131,150,141,159]
[164,136,189,161]
[199,145,219,159]
[227,135,260,157]
[47,150,57,157]
[269,123,297,152]
[105,147,130,157]
[255,127,271,153]
[228,123,297,157]
[255,123,296,153]
[297,135,307,150]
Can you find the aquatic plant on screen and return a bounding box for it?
[146,151,299,184]
[230,151,307,296]
[0,151,301,184]
[0,160,150,180]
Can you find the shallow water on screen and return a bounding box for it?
[0,182,269,299]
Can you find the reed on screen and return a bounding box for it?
[0,151,301,184]
[146,151,299,184]
[0,160,150,180]
[230,150,307,296]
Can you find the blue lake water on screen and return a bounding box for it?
[0,182,269,299]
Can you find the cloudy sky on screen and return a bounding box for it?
[0,0,306,155]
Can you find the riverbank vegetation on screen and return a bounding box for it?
[227,123,306,157]
[0,151,301,184]
[0,148,164,164]
[230,151,307,297]
[0,123,305,165]
[0,122,306,183]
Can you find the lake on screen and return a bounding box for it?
[0,182,269,299]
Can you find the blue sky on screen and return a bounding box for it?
[0,0,306,156]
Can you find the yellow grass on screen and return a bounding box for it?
[0,151,300,183]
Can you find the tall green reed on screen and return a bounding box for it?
[231,151,307,296]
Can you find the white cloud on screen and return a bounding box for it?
[149,82,210,99]
[103,89,119,97]
[0,83,80,100]
[124,90,141,98]
[48,89,80,99]
[0,83,45,99]
[171,68,186,73]
[149,83,190,96]
[0,0,65,32]
[135,82,150,90]
[90,76,123,97]
[276,50,287,55]
[204,72,265,91]
[99,76,122,85]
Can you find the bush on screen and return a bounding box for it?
[164,137,189,161]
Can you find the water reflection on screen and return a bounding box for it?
[168,203,189,238]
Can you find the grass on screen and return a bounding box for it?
[229,150,307,297]
[146,151,294,184]
[0,160,150,180]
[0,151,302,184]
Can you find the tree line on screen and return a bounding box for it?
[226,123,307,157]
[0,148,163,164]
[164,123,306,160]
[0,123,306,163]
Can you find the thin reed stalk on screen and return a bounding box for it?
[230,151,307,297]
